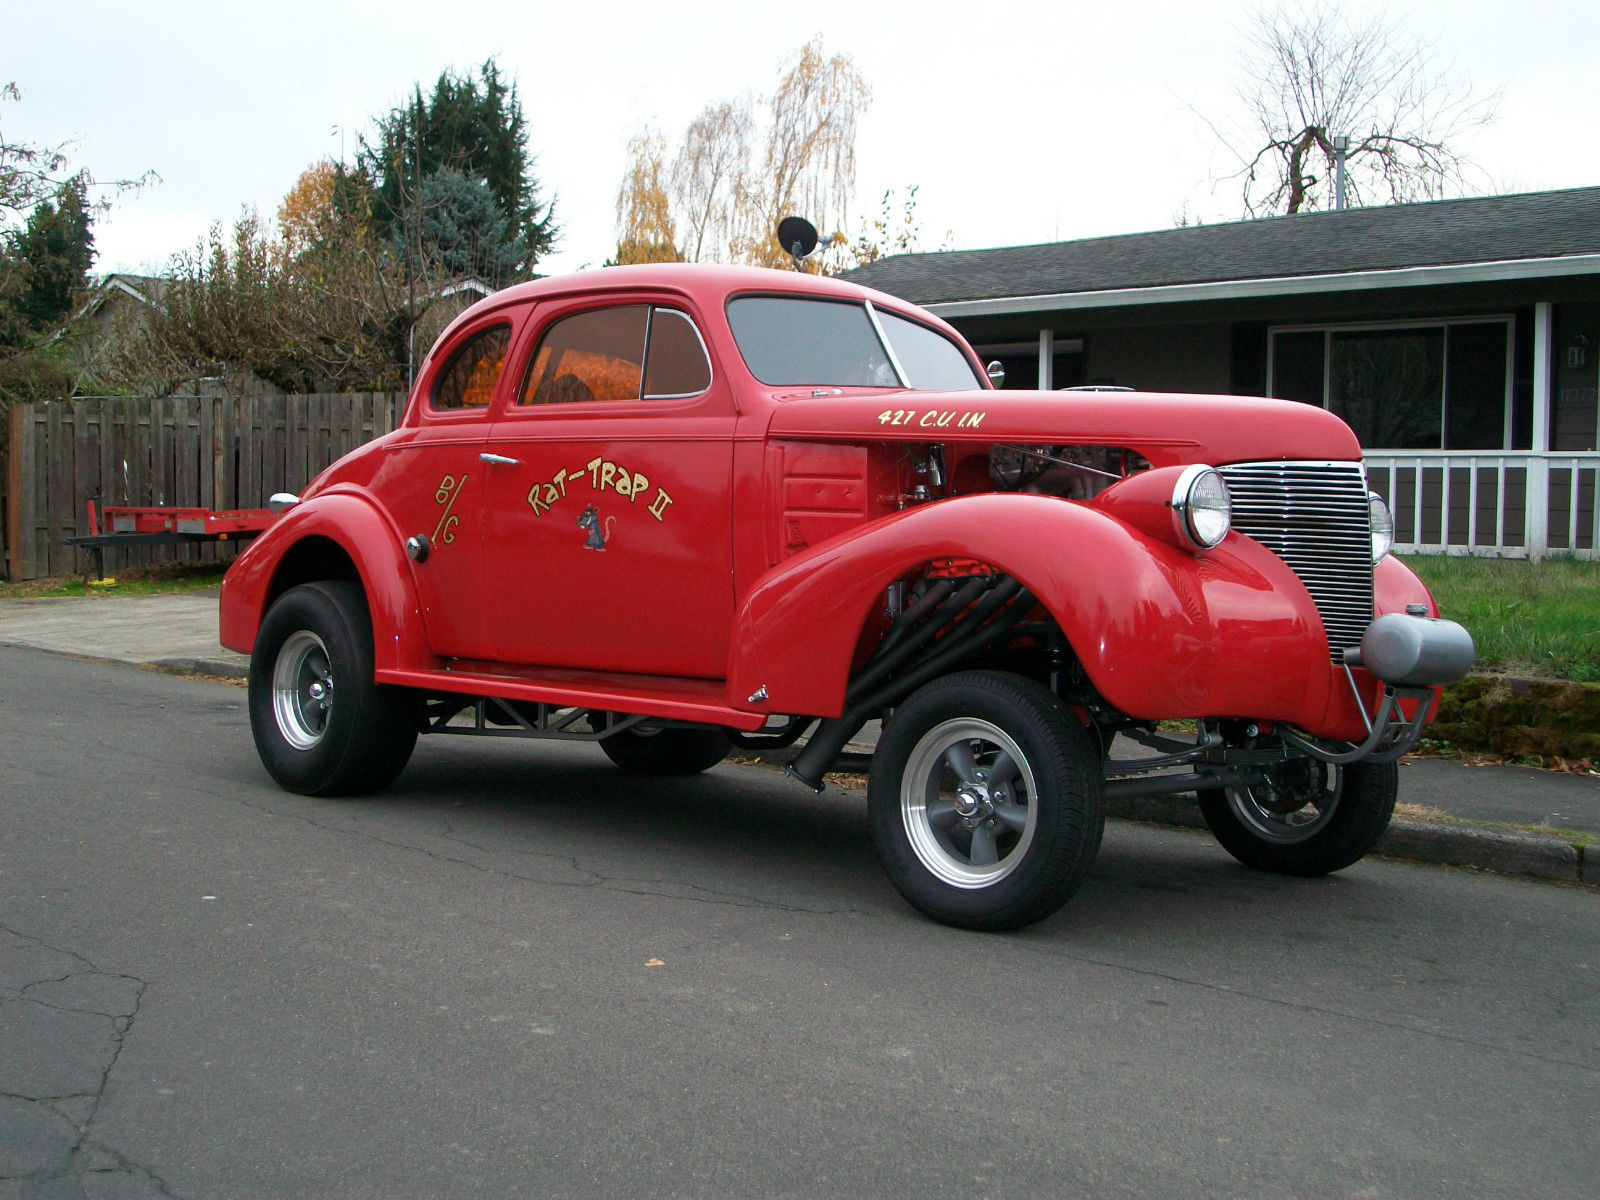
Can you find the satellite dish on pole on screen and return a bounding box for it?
[776,216,819,270]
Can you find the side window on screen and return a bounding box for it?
[521,306,648,405]
[431,324,511,410]
[518,304,711,405]
[643,308,712,398]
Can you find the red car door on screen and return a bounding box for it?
[479,297,736,679]
[369,316,513,661]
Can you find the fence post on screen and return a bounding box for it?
[1528,302,1553,561]
[5,402,23,580]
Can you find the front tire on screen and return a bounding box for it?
[1198,757,1397,876]
[248,582,418,795]
[868,671,1105,931]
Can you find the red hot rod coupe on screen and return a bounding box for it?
[220,263,1473,929]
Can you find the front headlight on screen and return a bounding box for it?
[1369,491,1394,564]
[1171,465,1231,550]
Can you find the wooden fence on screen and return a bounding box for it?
[4,391,407,580]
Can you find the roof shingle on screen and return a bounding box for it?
[845,186,1600,305]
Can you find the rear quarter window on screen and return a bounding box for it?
[431,324,512,410]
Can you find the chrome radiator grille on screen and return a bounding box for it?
[1219,461,1375,662]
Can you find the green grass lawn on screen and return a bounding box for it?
[1402,554,1600,682]
[0,562,228,600]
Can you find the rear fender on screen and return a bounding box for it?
[219,491,432,672]
[726,492,1331,725]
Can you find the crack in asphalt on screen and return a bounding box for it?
[1015,936,1600,1076]
[0,924,179,1198]
[221,786,864,917]
[435,823,864,915]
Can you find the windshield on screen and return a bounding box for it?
[727,295,981,390]
[875,309,984,391]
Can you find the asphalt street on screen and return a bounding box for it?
[2,645,1597,1198]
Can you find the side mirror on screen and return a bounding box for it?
[985,361,1005,388]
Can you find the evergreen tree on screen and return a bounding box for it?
[360,59,557,277]
[394,168,525,288]
[13,174,95,332]
[1,173,94,352]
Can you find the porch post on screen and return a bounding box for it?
[1529,302,1553,560]
[1037,330,1053,390]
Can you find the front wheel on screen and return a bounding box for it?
[248,582,418,795]
[1198,757,1397,876]
[868,671,1105,931]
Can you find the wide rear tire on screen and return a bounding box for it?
[248,582,418,795]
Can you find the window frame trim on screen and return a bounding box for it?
[640,306,716,401]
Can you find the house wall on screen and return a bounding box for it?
[941,277,1600,449]
[1080,321,1234,393]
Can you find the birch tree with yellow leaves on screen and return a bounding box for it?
[612,36,871,271]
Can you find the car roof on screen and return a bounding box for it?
[457,261,923,323]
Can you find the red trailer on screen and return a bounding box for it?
[65,500,280,578]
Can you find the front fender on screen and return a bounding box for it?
[726,493,1333,726]
[219,491,433,673]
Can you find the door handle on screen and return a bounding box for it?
[479,452,521,466]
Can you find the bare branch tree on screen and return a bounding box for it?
[669,100,752,263]
[2,82,157,227]
[1213,4,1498,216]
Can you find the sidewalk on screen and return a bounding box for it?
[0,591,248,678]
[1,591,1594,884]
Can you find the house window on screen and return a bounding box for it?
[1268,318,1511,450]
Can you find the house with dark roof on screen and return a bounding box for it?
[848,187,1600,559]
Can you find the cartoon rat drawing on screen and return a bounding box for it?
[577,504,614,551]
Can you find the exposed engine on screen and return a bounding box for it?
[989,444,1152,499]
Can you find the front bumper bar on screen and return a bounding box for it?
[1279,613,1476,765]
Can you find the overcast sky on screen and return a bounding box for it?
[5,0,1597,277]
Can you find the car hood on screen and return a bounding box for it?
[764,388,1364,467]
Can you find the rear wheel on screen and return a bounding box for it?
[1198,756,1397,876]
[248,582,418,795]
[868,671,1104,931]
[600,724,730,776]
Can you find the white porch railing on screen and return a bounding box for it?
[1362,451,1600,560]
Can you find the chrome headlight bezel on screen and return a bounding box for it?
[1170,465,1232,550]
[1369,490,1395,564]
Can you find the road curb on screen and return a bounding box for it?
[148,656,249,681]
[1104,790,1591,886]
[1376,816,1586,882]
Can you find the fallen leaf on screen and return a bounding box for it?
[644,958,665,968]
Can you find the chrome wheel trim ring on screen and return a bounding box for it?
[272,630,332,751]
[901,717,1039,890]
[1226,764,1343,844]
